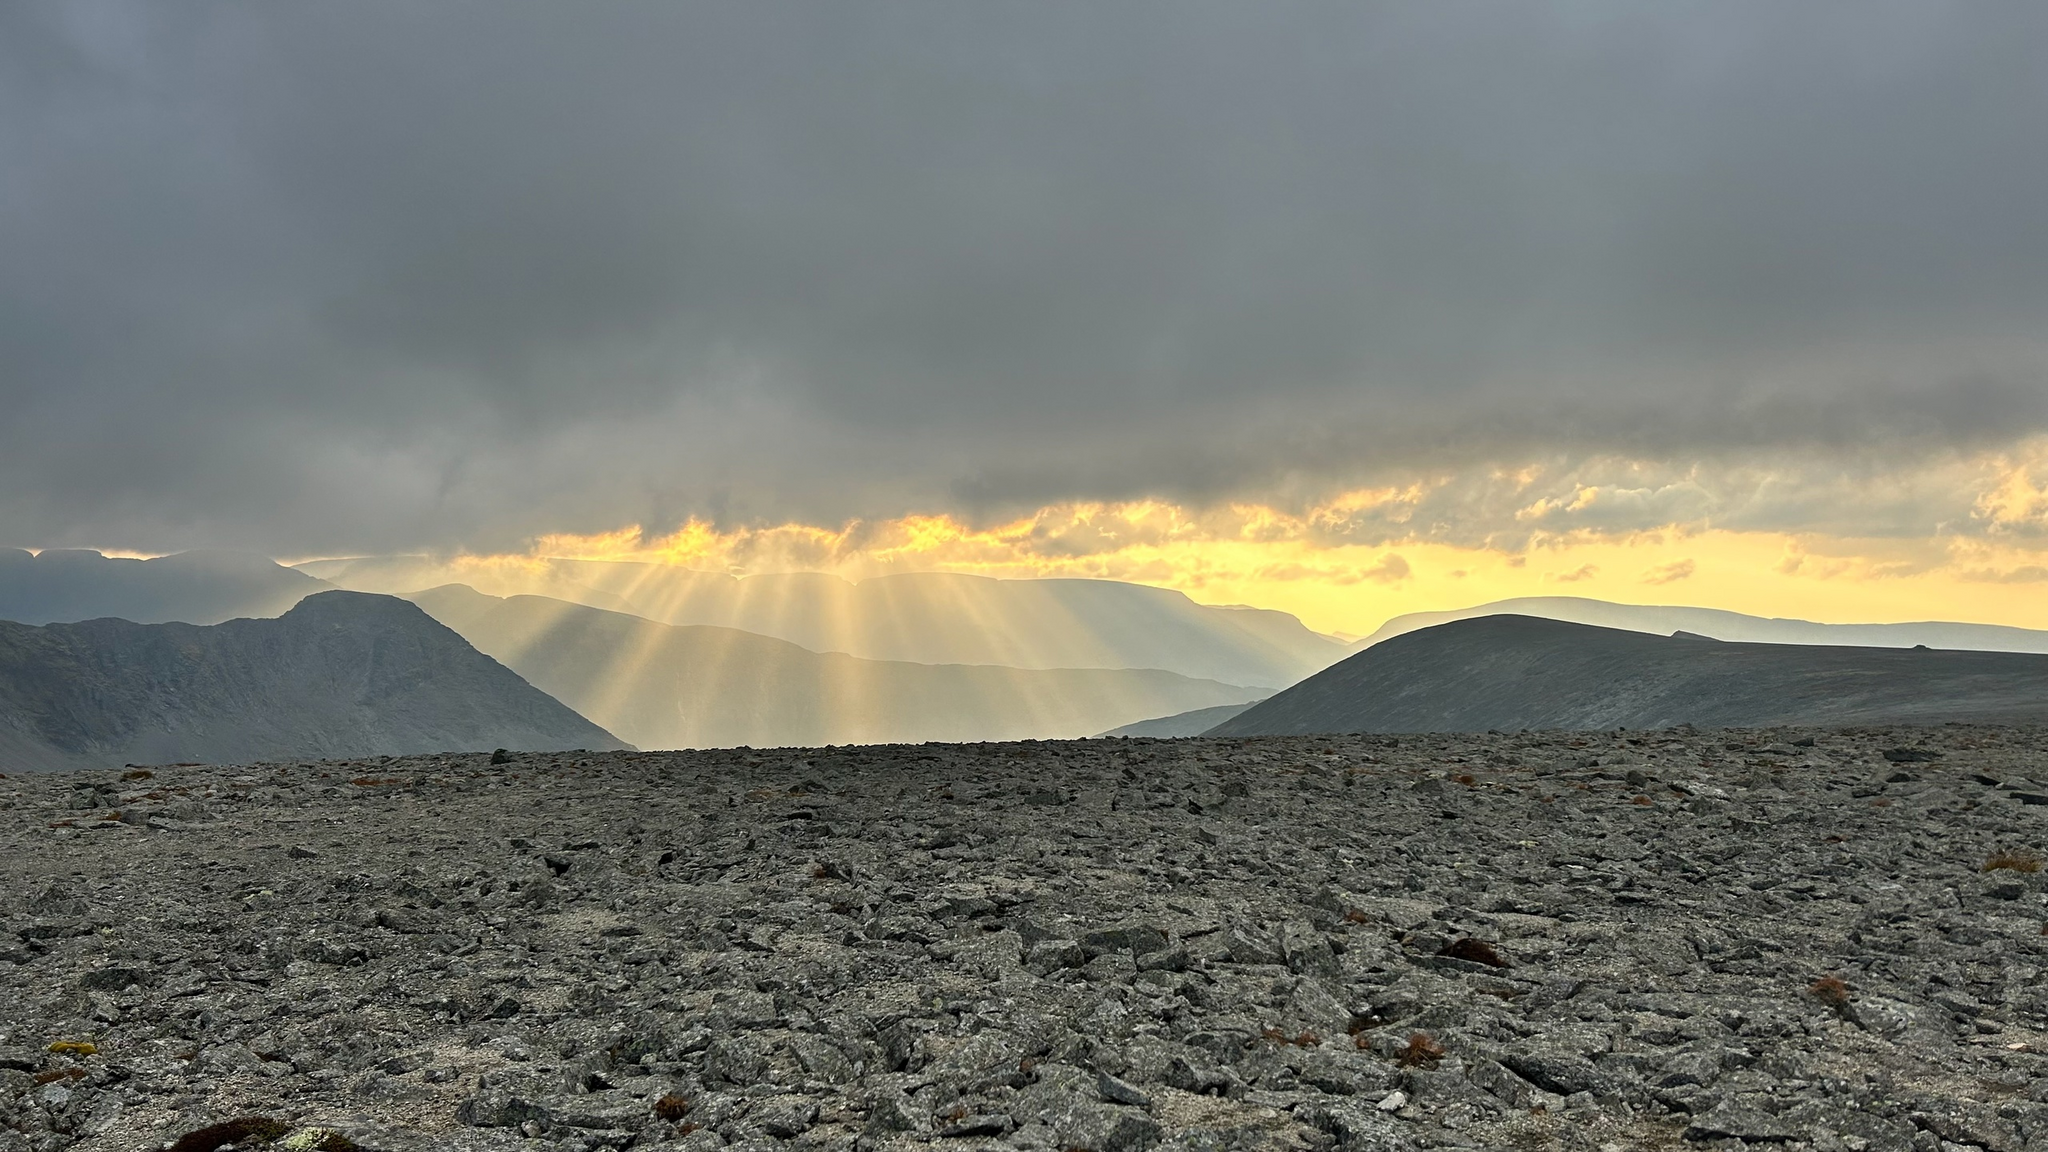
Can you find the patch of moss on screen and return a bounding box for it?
[166,1117,291,1152]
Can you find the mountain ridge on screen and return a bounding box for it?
[1214,613,2048,736]
[0,590,625,770]
[1355,595,2048,654]
[0,548,331,626]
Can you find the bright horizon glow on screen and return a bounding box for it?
[113,436,2048,638]
[349,500,2048,641]
[442,438,2048,636]
[503,522,2048,638]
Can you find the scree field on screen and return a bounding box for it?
[3,728,2047,1152]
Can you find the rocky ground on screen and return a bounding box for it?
[2,726,2046,1152]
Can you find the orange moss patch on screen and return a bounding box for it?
[1808,974,1851,1006]
[1398,1032,1446,1067]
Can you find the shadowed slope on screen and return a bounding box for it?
[1098,702,1261,738]
[0,591,625,770]
[1213,614,2048,736]
[408,585,1267,748]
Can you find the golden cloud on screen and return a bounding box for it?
[375,440,2048,637]
[1641,559,1697,585]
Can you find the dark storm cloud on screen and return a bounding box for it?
[4,0,2048,552]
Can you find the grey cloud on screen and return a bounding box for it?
[5,1,2048,553]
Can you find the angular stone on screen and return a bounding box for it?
[457,1091,553,1128]
[1685,1101,1794,1142]
[1080,923,1170,958]
[749,1094,819,1138]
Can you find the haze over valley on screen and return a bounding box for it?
[405,584,1266,748]
[7,551,2048,754]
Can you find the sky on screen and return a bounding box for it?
[6,1,2048,635]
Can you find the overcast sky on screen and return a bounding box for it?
[6,1,2048,556]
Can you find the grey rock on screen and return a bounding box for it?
[705,1036,770,1086]
[1686,1100,1796,1142]
[863,1091,923,1135]
[786,1034,857,1084]
[548,1091,649,1131]
[1464,1058,1544,1109]
[1081,924,1170,958]
[76,965,147,991]
[458,1090,553,1128]
[1026,938,1086,974]
[1095,1069,1152,1108]
[747,1094,818,1138]
[1217,924,1284,966]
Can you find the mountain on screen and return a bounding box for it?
[1210,614,2048,736]
[1355,596,2048,654]
[304,557,1348,687]
[0,591,626,771]
[1098,702,1261,738]
[406,585,1268,748]
[0,549,331,625]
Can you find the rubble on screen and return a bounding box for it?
[1,726,2045,1150]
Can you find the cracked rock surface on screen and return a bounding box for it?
[2,726,2047,1151]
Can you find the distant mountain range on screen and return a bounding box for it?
[1355,595,2048,654]
[0,591,625,771]
[306,556,1346,688]
[1213,614,2048,736]
[407,585,1265,747]
[14,551,2048,754]
[0,548,332,626]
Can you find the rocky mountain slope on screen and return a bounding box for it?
[1098,703,1260,739]
[407,586,1265,748]
[0,591,625,771]
[2,726,2044,1151]
[1215,614,2048,737]
[0,549,330,626]
[305,558,1347,688]
[1355,595,2048,654]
